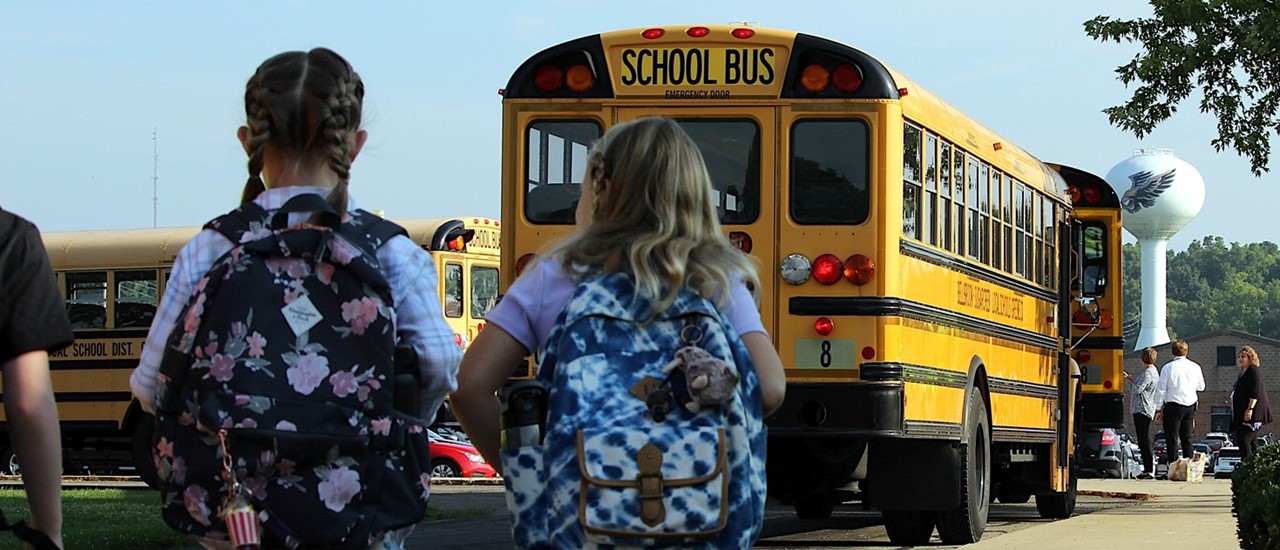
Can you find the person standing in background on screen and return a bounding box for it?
[1125,347,1160,479]
[1231,346,1271,460]
[0,207,71,549]
[1153,339,1205,478]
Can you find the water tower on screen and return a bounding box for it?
[1104,148,1205,351]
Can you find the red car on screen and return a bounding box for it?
[427,428,498,478]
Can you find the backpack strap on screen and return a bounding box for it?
[203,202,269,244]
[350,209,408,249]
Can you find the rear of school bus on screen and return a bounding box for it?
[500,24,1079,544]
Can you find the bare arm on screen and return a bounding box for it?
[450,326,530,472]
[742,332,785,417]
[2,351,62,549]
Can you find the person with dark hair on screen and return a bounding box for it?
[1153,339,1205,479]
[130,48,460,549]
[1125,347,1160,479]
[0,208,71,549]
[1231,346,1272,460]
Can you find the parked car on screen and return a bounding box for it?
[428,428,498,478]
[1215,446,1244,479]
[1193,443,1213,471]
[1078,428,1132,478]
[1153,432,1168,464]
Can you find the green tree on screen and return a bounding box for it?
[1085,0,1280,176]
[1122,236,1280,340]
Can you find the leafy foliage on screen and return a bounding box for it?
[1122,236,1280,340]
[1233,440,1280,549]
[1085,0,1280,176]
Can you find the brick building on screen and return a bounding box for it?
[1120,329,1280,445]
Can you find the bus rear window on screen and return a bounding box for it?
[675,119,761,225]
[790,119,870,224]
[525,120,602,224]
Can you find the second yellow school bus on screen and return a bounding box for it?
[500,24,1115,543]
[0,216,498,482]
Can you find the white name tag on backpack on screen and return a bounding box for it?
[282,295,322,336]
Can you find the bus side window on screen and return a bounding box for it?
[115,269,159,328]
[471,266,499,319]
[444,263,463,318]
[66,271,107,329]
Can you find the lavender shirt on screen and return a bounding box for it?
[486,258,767,355]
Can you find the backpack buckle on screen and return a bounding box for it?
[635,442,665,526]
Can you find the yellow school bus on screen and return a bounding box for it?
[1050,164,1126,429]
[500,24,1111,543]
[0,216,497,480]
[397,217,501,350]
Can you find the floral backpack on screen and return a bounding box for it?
[500,272,768,549]
[152,195,430,549]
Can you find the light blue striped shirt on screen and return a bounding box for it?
[130,187,462,423]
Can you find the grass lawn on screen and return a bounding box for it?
[0,487,187,550]
[0,487,489,549]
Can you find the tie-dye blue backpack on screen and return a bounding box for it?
[500,272,767,549]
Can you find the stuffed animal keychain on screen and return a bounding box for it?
[661,324,739,413]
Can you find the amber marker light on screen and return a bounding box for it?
[566,65,595,92]
[800,64,830,93]
[843,254,875,285]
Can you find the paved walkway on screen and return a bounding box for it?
[972,477,1237,549]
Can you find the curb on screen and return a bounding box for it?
[1077,489,1157,501]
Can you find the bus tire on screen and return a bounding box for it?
[935,386,990,544]
[882,510,935,545]
[1035,463,1078,519]
[131,415,161,489]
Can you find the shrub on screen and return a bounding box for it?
[1233,442,1280,549]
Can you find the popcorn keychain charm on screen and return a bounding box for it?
[223,485,260,549]
[218,429,261,549]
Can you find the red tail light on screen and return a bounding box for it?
[1076,349,1092,363]
[453,333,464,348]
[814,317,834,336]
[1101,430,1117,446]
[515,253,536,277]
[812,254,843,285]
[832,63,862,92]
[843,254,875,285]
[533,65,562,92]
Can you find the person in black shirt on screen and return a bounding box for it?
[1232,346,1272,460]
[0,207,72,549]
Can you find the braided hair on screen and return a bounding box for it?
[239,48,364,215]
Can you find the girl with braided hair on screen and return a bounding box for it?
[131,48,461,549]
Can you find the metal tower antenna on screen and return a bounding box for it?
[152,127,159,227]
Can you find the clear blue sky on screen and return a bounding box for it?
[2,1,1274,253]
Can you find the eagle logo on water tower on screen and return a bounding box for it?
[1121,169,1176,214]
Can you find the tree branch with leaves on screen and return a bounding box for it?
[1085,0,1280,176]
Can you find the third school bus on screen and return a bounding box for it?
[500,24,1118,544]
